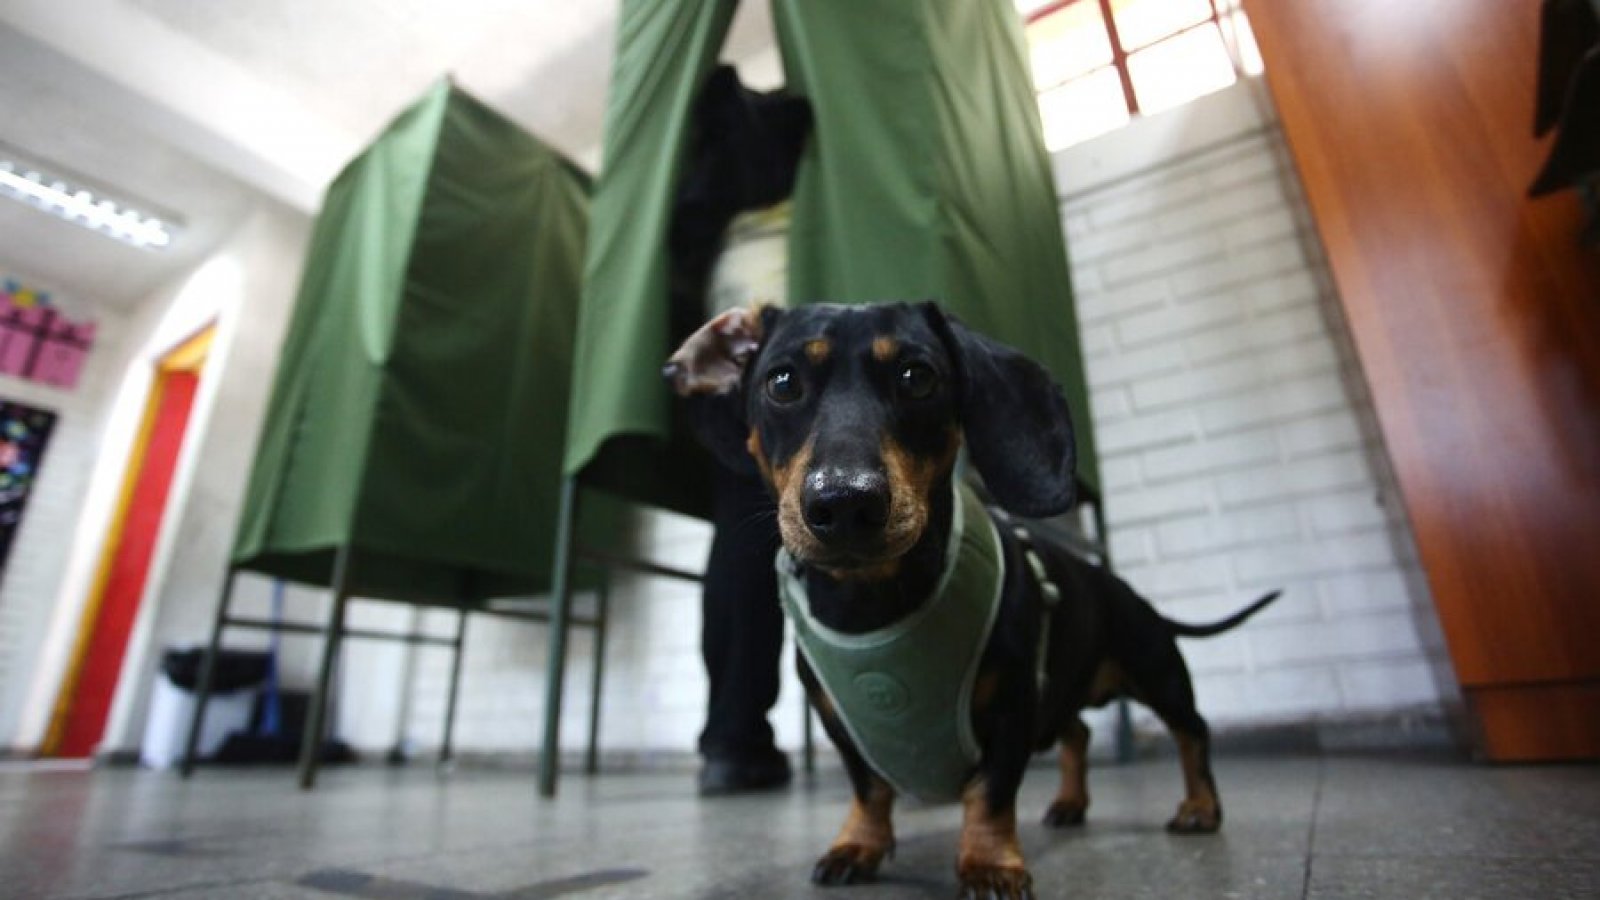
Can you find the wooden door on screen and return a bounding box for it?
[1244,0,1600,759]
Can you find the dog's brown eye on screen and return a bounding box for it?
[898,362,938,400]
[765,367,803,404]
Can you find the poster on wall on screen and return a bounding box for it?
[0,400,57,572]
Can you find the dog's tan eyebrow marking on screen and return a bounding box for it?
[747,429,774,488]
[805,339,831,364]
[872,336,899,362]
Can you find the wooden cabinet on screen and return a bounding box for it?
[1245,0,1600,760]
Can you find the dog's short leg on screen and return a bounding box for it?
[1155,704,1222,833]
[1125,646,1224,833]
[800,658,896,885]
[1042,717,1091,827]
[957,777,1033,899]
[1166,721,1222,833]
[1147,682,1222,833]
[814,776,896,886]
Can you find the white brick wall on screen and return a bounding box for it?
[339,82,1459,763]
[1061,83,1457,740]
[0,271,133,750]
[346,508,814,761]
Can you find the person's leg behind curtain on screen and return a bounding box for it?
[698,464,789,794]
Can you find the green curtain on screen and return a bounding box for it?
[564,0,740,519]
[566,0,1098,510]
[773,0,1098,493]
[232,80,593,604]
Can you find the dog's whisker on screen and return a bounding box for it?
[729,508,779,536]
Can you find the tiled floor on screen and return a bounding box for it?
[1,752,1596,899]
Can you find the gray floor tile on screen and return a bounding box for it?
[1307,855,1600,900]
[1311,755,1600,861]
[0,752,1593,900]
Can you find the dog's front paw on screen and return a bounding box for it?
[957,864,1034,900]
[1041,799,1087,828]
[812,843,889,886]
[1165,798,1222,834]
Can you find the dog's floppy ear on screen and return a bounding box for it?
[663,306,773,476]
[663,306,766,397]
[922,302,1077,518]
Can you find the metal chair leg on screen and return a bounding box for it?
[180,567,237,777]
[298,546,352,790]
[1114,698,1135,763]
[386,608,423,765]
[802,698,816,774]
[439,608,469,769]
[585,569,611,775]
[538,477,580,797]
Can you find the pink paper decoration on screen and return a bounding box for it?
[0,281,95,389]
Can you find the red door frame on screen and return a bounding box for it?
[44,329,210,757]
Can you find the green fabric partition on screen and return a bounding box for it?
[566,0,1098,510]
[233,80,592,604]
[773,0,1098,493]
[564,0,740,519]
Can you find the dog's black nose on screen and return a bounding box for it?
[802,469,890,544]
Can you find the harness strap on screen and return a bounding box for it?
[1012,526,1061,693]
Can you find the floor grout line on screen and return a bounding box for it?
[1300,755,1326,900]
[66,874,284,900]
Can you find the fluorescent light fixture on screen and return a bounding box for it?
[0,156,176,250]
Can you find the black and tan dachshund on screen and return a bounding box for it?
[665,302,1280,899]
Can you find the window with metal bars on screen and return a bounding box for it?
[1019,0,1264,150]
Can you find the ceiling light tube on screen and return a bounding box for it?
[0,157,175,250]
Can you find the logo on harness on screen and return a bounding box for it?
[854,672,911,717]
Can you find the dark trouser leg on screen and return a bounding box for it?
[698,465,783,760]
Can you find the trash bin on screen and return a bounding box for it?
[140,647,271,769]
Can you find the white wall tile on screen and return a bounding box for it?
[1154,504,1300,557]
[1249,612,1431,669]
[1301,490,1392,535]
[1338,658,1449,711]
[1097,411,1201,455]
[1115,555,1233,599]
[1199,667,1343,723]
[1213,450,1374,508]
[1141,430,1281,484]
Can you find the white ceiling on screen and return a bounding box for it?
[0,0,781,310]
[124,0,783,161]
[127,0,622,165]
[0,26,258,309]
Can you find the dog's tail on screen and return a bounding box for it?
[1164,591,1282,638]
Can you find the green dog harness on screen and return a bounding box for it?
[777,481,1004,803]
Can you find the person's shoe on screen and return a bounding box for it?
[698,751,792,796]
